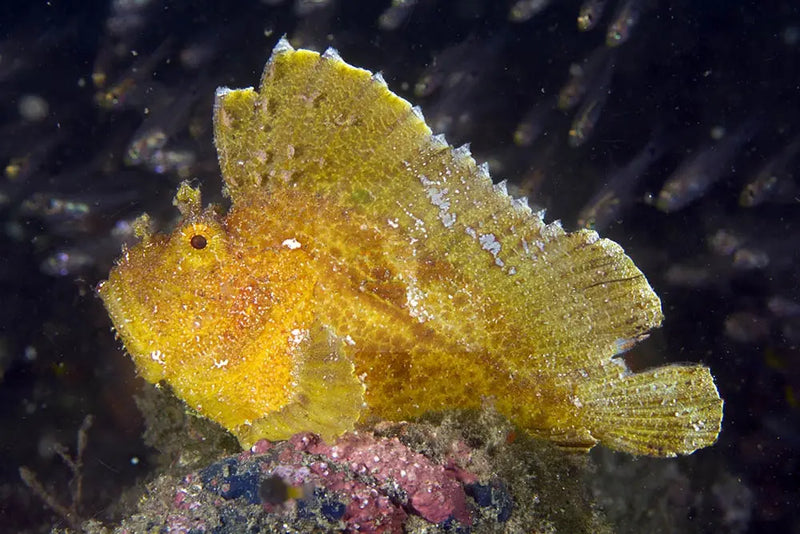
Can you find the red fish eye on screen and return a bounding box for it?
[190,234,208,250]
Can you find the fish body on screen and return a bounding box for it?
[606,0,642,47]
[578,134,667,229]
[577,0,607,31]
[557,46,613,111]
[513,96,554,147]
[124,87,203,175]
[567,87,609,147]
[509,0,552,22]
[656,120,758,212]
[567,53,615,148]
[99,40,722,456]
[94,40,171,110]
[125,89,195,164]
[41,249,95,277]
[739,135,800,207]
[413,37,499,98]
[378,0,419,31]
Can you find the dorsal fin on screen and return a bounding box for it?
[213,38,663,386]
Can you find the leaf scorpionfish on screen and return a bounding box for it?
[99,38,723,457]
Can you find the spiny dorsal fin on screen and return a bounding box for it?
[213,38,661,385]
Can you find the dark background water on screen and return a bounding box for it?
[0,0,798,532]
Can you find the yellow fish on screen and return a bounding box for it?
[98,39,723,456]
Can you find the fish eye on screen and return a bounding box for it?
[190,234,208,250]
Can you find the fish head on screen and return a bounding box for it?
[98,181,321,432]
[97,196,241,386]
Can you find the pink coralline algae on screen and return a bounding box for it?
[155,430,512,533]
[299,431,471,525]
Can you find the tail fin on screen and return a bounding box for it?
[576,365,723,457]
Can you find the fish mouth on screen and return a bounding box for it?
[96,272,138,351]
[98,269,167,379]
[97,277,125,337]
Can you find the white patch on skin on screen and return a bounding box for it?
[439,211,456,228]
[395,201,427,237]
[405,277,434,323]
[479,233,505,267]
[282,238,302,250]
[387,218,399,229]
[213,359,229,369]
[288,328,309,349]
[150,350,165,365]
[419,175,456,228]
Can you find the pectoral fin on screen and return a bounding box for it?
[234,322,365,448]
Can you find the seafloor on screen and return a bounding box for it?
[1,1,797,532]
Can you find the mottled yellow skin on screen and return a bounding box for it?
[99,40,723,456]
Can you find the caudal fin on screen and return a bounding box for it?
[576,364,723,457]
